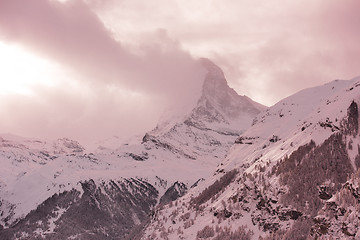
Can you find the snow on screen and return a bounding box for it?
[142,78,360,239]
[1,63,360,239]
[223,79,360,173]
[0,59,265,227]
[45,207,67,234]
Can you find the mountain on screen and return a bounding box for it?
[0,59,265,239]
[143,77,360,239]
[147,58,266,160]
[2,60,359,239]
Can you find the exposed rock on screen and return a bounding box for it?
[159,182,187,205]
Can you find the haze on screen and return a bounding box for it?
[0,0,359,146]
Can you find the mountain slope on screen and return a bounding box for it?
[0,59,264,239]
[143,77,360,239]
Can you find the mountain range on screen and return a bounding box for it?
[0,59,359,239]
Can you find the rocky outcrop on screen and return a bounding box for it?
[159,182,187,205]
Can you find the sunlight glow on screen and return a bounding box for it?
[0,42,63,96]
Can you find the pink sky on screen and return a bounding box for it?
[0,0,359,145]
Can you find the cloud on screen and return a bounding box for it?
[0,0,128,78]
[0,0,359,144]
[0,0,205,97]
[88,0,360,106]
[199,0,360,104]
[0,0,206,145]
[0,81,164,146]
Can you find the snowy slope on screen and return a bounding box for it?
[0,135,88,225]
[2,75,359,239]
[143,77,360,239]
[0,59,265,239]
[226,78,360,171]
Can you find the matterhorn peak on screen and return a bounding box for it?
[146,58,266,161]
[200,58,227,82]
[199,58,233,100]
[190,58,266,128]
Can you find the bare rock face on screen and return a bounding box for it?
[342,100,359,136]
[159,182,187,205]
[199,58,263,121]
[188,58,265,130]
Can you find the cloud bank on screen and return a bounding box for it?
[96,0,360,104]
[0,0,359,145]
[0,0,205,145]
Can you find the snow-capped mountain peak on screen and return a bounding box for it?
[151,58,266,137]
[143,59,266,161]
[143,77,360,239]
[0,59,266,239]
[193,58,266,126]
[2,71,360,239]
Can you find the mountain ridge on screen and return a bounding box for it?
[143,77,360,239]
[0,59,265,239]
[1,63,360,239]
